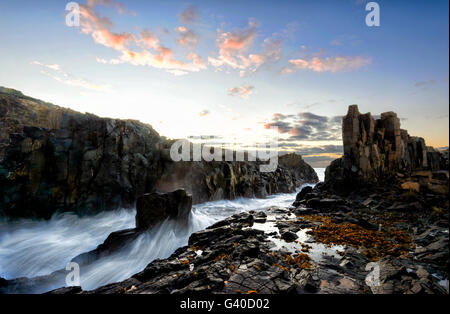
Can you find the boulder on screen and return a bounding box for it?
[280,231,298,241]
[71,228,143,266]
[136,189,192,229]
[292,186,313,207]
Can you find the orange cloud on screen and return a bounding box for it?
[80,4,134,51]
[138,30,160,49]
[209,21,284,76]
[91,29,134,51]
[81,1,207,75]
[208,21,257,70]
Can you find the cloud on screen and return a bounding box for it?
[228,85,255,98]
[264,121,292,133]
[208,20,257,69]
[80,3,135,51]
[282,48,371,74]
[179,6,198,24]
[138,30,160,49]
[31,61,111,92]
[279,144,343,167]
[302,155,337,168]
[111,49,207,74]
[198,110,210,117]
[208,20,284,75]
[330,35,361,48]
[286,55,372,73]
[262,111,342,141]
[85,0,133,15]
[175,26,199,48]
[31,61,61,71]
[414,79,437,90]
[80,0,206,75]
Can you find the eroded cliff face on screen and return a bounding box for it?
[0,90,164,218]
[155,153,318,204]
[0,88,318,219]
[324,105,448,192]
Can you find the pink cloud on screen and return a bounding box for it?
[209,21,284,76]
[228,85,255,98]
[138,30,160,49]
[91,29,135,51]
[209,21,257,69]
[80,4,134,51]
[80,1,206,75]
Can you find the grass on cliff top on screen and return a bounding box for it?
[0,86,56,108]
[0,86,163,136]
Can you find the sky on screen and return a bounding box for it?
[0,0,448,167]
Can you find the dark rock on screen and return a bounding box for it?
[136,189,192,229]
[0,88,318,219]
[323,105,447,193]
[46,286,82,294]
[71,228,143,266]
[253,211,267,223]
[280,231,298,242]
[278,153,319,185]
[293,186,313,207]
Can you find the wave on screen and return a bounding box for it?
[0,169,324,292]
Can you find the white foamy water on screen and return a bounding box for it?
[0,169,325,293]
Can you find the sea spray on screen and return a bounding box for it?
[0,169,324,292]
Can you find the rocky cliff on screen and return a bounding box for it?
[155,153,318,204]
[324,105,448,192]
[0,87,318,219]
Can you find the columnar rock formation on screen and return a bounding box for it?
[0,87,318,219]
[324,105,447,191]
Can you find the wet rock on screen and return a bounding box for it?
[136,189,192,229]
[253,211,267,223]
[280,231,298,242]
[46,286,82,294]
[71,228,143,266]
[293,186,313,207]
[368,258,445,294]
